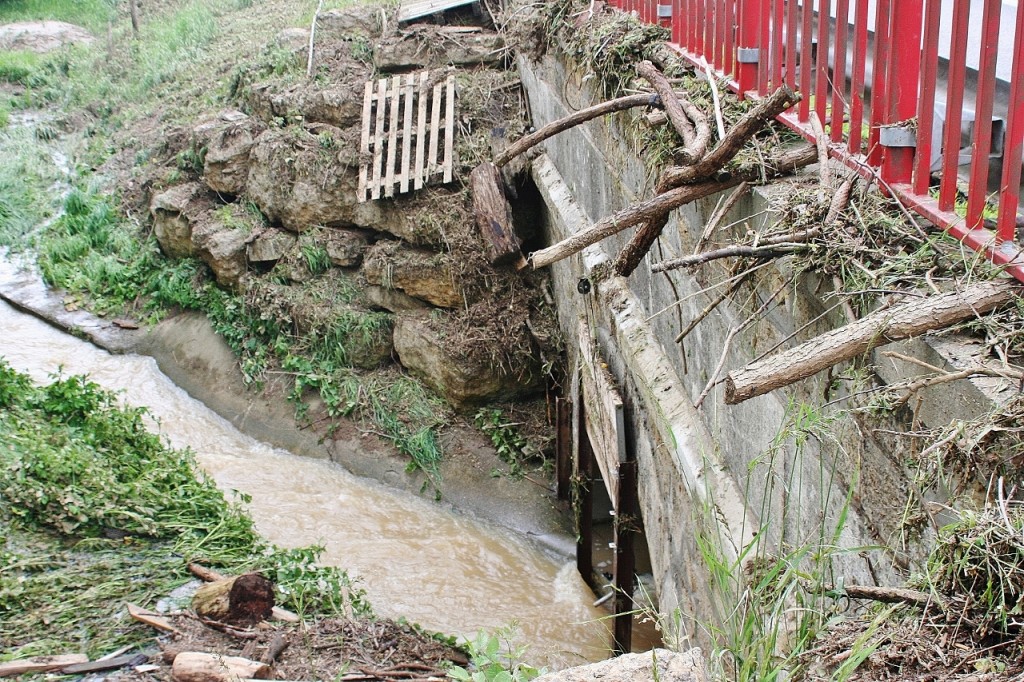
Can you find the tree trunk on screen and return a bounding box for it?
[171,653,271,682]
[192,573,274,624]
[636,61,708,164]
[471,162,521,265]
[725,279,1022,404]
[613,212,670,276]
[494,93,662,167]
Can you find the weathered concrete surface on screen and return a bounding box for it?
[518,50,920,645]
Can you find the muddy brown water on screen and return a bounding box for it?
[0,296,615,669]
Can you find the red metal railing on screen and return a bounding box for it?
[607,0,1024,281]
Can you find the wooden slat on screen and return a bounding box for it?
[399,73,415,193]
[384,75,401,198]
[358,80,374,202]
[414,70,428,190]
[371,78,388,200]
[428,80,443,180]
[443,74,455,184]
[578,321,625,509]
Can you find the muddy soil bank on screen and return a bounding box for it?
[0,259,576,559]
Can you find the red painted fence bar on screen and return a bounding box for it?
[606,0,1024,281]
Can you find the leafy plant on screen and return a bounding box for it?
[448,627,545,682]
[473,408,531,478]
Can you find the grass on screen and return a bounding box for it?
[0,359,370,659]
[0,0,115,33]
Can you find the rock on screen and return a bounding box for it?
[246,125,403,232]
[192,217,249,289]
[394,315,543,409]
[364,285,429,313]
[202,113,266,195]
[534,648,708,682]
[318,7,384,41]
[362,242,462,308]
[0,21,94,53]
[150,183,207,259]
[374,29,504,71]
[247,228,297,264]
[274,27,309,52]
[323,228,369,267]
[296,87,364,128]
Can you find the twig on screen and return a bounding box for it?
[637,61,708,164]
[830,583,937,608]
[701,58,726,141]
[809,112,831,189]
[654,227,821,272]
[307,0,325,79]
[694,181,749,254]
[675,270,749,343]
[824,177,854,226]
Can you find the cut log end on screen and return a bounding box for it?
[192,573,274,625]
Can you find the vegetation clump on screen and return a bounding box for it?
[0,359,369,659]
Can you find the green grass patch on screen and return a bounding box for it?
[0,125,62,245]
[0,359,370,659]
[0,0,115,34]
[0,50,44,85]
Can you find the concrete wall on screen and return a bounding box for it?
[517,51,921,643]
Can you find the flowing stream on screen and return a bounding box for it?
[0,294,613,669]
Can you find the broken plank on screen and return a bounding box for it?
[400,73,415,193]
[428,80,442,179]
[384,75,401,198]
[470,162,519,265]
[443,74,455,184]
[357,80,374,202]
[371,78,388,200]
[127,602,178,633]
[61,654,149,675]
[414,70,429,190]
[0,655,89,678]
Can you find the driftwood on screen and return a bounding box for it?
[653,227,822,272]
[657,86,801,193]
[528,145,817,271]
[61,654,149,675]
[493,92,662,167]
[636,61,709,164]
[262,633,290,665]
[127,602,178,633]
[528,177,744,269]
[725,279,1022,404]
[0,655,89,678]
[188,564,300,623]
[837,584,936,607]
[192,573,274,624]
[171,652,271,682]
[613,212,670,276]
[470,162,521,265]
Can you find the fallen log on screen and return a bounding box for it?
[613,212,670,276]
[636,61,709,164]
[528,145,816,271]
[493,92,662,167]
[171,652,271,682]
[656,85,800,193]
[725,279,1022,404]
[470,162,521,265]
[188,563,300,623]
[193,573,274,625]
[834,584,936,607]
[61,654,149,675]
[0,655,89,678]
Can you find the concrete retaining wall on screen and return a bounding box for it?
[518,51,921,643]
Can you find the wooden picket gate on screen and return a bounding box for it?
[358,70,456,202]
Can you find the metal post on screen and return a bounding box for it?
[555,397,571,500]
[612,459,638,655]
[880,0,923,184]
[735,0,760,96]
[575,400,595,590]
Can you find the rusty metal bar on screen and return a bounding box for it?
[575,397,595,591]
[965,0,1003,228]
[555,397,572,501]
[997,0,1024,242]
[913,0,942,195]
